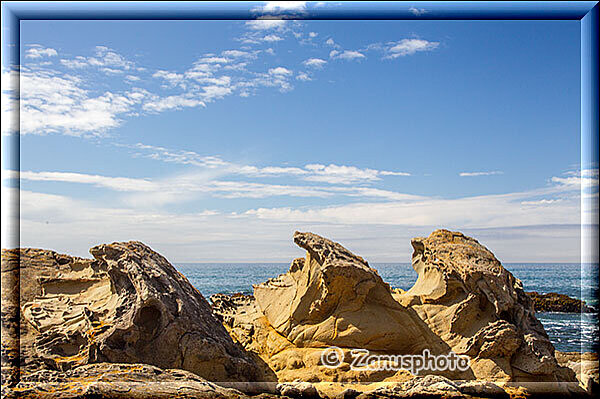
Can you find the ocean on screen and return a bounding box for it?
[176,262,598,353]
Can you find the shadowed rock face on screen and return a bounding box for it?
[400,230,572,381]
[214,230,577,384]
[5,241,259,382]
[254,232,448,354]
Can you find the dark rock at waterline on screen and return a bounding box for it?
[527,292,595,313]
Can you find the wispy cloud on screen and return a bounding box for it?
[385,39,439,58]
[10,25,443,138]
[330,50,365,60]
[25,46,58,59]
[459,171,503,177]
[245,19,287,30]
[15,69,144,136]
[303,58,327,68]
[409,7,427,16]
[296,72,311,81]
[60,45,134,72]
[252,1,307,14]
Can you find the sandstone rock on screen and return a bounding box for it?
[357,375,463,398]
[454,380,508,398]
[3,242,259,383]
[1,248,20,387]
[526,292,595,313]
[276,381,321,398]
[397,230,574,382]
[254,232,448,354]
[6,362,252,398]
[335,387,361,399]
[555,351,599,393]
[213,230,576,386]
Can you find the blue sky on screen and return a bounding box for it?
[2,2,598,262]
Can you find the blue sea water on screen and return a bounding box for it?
[176,262,598,353]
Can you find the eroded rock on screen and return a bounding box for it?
[8,362,252,399]
[213,230,577,386]
[6,242,259,382]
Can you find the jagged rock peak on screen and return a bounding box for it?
[293,231,370,270]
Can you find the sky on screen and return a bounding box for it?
[1,2,598,263]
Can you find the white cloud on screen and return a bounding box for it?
[198,56,229,64]
[304,164,405,184]
[263,34,283,42]
[125,142,411,186]
[12,184,589,262]
[60,46,134,71]
[142,95,205,113]
[268,67,292,76]
[16,69,142,136]
[330,50,365,60]
[25,47,58,59]
[17,170,157,192]
[245,19,287,30]
[152,70,184,86]
[10,168,596,262]
[243,190,582,229]
[409,7,427,16]
[201,85,233,101]
[60,57,89,69]
[459,171,503,177]
[386,39,439,58]
[120,143,228,168]
[254,2,307,13]
[303,58,327,68]
[309,32,318,38]
[296,72,311,81]
[221,50,252,58]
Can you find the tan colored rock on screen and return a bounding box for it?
[3,242,259,383]
[213,230,577,387]
[254,232,448,354]
[6,362,252,399]
[398,230,572,382]
[555,351,599,393]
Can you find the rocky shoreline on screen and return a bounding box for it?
[2,230,598,398]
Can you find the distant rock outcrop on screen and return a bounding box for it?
[4,242,259,382]
[212,230,577,385]
[527,291,595,313]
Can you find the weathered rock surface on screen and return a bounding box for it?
[556,352,599,394]
[3,232,593,398]
[6,362,253,399]
[526,292,595,313]
[2,242,259,383]
[397,230,573,382]
[212,230,578,386]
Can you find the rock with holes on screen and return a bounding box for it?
[396,230,574,382]
[3,242,259,382]
[7,362,255,399]
[212,230,578,387]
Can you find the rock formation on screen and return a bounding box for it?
[526,292,595,313]
[3,242,259,383]
[7,363,252,399]
[556,352,599,393]
[212,230,578,385]
[3,231,593,398]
